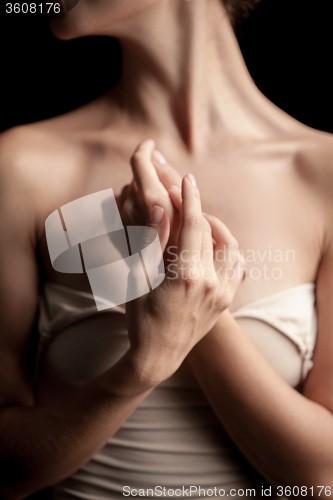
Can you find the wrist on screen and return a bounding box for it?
[99,350,158,399]
[126,347,170,390]
[187,308,233,360]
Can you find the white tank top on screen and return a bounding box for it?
[37,282,317,499]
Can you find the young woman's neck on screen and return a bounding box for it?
[105,0,289,152]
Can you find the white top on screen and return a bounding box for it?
[37,282,317,499]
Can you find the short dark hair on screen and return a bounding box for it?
[223,0,262,27]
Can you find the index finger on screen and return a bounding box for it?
[130,139,163,193]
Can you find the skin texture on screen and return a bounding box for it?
[1,0,333,496]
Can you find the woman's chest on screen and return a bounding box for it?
[41,140,323,304]
[36,280,316,403]
[82,143,322,298]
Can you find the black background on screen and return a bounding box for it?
[0,0,333,135]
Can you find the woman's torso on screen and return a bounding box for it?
[33,92,326,305]
[36,280,317,499]
[27,91,326,384]
[13,92,330,497]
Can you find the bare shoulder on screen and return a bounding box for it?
[293,129,333,195]
[0,121,88,236]
[292,128,333,251]
[0,122,85,196]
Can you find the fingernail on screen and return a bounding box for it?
[186,173,197,187]
[170,185,181,193]
[149,205,164,224]
[152,150,167,165]
[202,212,208,216]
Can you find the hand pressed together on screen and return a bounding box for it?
[121,140,246,387]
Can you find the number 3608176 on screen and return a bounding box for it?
[5,3,61,13]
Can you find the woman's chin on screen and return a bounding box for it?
[48,0,94,40]
[49,15,86,40]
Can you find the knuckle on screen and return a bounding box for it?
[141,187,156,207]
[131,150,145,167]
[228,239,239,251]
[182,266,200,288]
[204,277,217,294]
[184,276,198,290]
[186,214,204,231]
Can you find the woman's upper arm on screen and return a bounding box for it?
[0,131,40,410]
[303,238,333,411]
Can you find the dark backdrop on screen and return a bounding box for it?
[1,0,333,134]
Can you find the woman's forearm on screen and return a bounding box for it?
[0,350,154,500]
[187,310,333,492]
